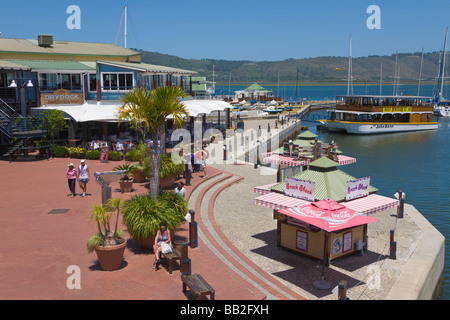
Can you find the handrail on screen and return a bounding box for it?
[0,98,20,119]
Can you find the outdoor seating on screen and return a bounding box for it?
[90,140,108,150]
[160,247,182,274]
[181,273,215,300]
[115,140,133,152]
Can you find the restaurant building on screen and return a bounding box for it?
[0,35,229,148]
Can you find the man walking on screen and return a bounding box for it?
[77,159,90,197]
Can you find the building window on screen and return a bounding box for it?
[101,72,134,91]
[39,73,83,92]
[89,74,97,92]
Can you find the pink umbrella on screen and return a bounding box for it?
[279,198,378,232]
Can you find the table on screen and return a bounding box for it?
[115,140,133,151]
[90,140,108,150]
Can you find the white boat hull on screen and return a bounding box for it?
[323,121,439,134]
[434,106,450,117]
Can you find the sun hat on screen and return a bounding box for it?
[68,163,74,167]
[80,159,85,163]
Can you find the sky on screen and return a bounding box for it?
[1,0,449,61]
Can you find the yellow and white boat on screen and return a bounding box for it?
[321,95,439,134]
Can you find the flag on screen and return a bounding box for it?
[335,67,343,72]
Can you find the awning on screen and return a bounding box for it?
[262,154,356,167]
[254,183,277,195]
[343,194,400,215]
[255,192,309,210]
[255,192,399,215]
[183,100,233,117]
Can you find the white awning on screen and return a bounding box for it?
[32,99,233,122]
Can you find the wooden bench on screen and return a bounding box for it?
[161,248,181,274]
[181,273,215,300]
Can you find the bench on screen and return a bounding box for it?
[181,273,215,300]
[161,248,181,274]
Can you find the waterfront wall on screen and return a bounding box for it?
[386,204,445,300]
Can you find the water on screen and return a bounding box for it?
[215,84,442,101]
[303,109,450,300]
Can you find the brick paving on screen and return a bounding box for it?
[0,155,302,300]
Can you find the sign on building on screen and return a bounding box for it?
[41,89,84,105]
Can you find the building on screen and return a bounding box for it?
[0,35,231,148]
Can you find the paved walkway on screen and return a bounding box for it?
[0,153,304,300]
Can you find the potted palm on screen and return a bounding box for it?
[112,163,137,193]
[86,198,127,271]
[122,190,188,250]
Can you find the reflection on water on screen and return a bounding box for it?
[305,111,450,299]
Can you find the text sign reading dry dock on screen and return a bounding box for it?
[41,89,84,105]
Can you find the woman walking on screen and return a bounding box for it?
[66,163,77,198]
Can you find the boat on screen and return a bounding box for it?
[321,95,439,134]
[434,28,450,117]
[263,106,283,114]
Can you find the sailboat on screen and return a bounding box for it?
[433,27,450,117]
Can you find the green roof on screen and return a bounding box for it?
[5,59,96,71]
[245,83,269,92]
[271,157,378,201]
[0,59,30,70]
[97,60,196,75]
[309,157,340,169]
[297,130,318,139]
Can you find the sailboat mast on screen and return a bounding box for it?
[418,47,424,96]
[124,5,127,49]
[393,51,398,96]
[439,27,448,101]
[379,59,383,96]
[347,35,353,95]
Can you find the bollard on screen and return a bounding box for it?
[390,229,397,260]
[180,242,191,276]
[397,190,404,219]
[189,210,198,248]
[338,280,348,300]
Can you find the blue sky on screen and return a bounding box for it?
[1,0,449,61]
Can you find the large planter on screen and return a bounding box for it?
[159,175,177,189]
[119,180,133,193]
[137,234,156,251]
[133,169,146,183]
[94,239,127,271]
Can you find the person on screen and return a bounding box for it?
[66,163,77,198]
[200,148,208,178]
[183,151,192,186]
[153,220,171,269]
[174,182,187,198]
[77,159,90,197]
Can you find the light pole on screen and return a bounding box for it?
[9,79,34,117]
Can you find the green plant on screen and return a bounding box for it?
[159,154,184,179]
[68,147,86,159]
[125,142,148,164]
[53,145,68,158]
[86,149,101,160]
[108,151,123,161]
[41,109,68,145]
[86,198,125,253]
[112,163,137,181]
[122,190,188,240]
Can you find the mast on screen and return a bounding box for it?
[347,34,353,95]
[418,47,424,96]
[393,51,398,96]
[379,59,383,96]
[438,27,448,101]
[295,68,299,103]
[124,5,128,49]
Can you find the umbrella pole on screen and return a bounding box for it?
[314,231,331,290]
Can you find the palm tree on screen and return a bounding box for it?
[118,86,189,199]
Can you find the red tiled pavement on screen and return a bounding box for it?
[0,156,274,300]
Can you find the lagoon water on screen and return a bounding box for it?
[304,110,450,300]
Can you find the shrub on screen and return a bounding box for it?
[159,154,184,179]
[108,151,123,161]
[68,147,87,159]
[125,142,148,163]
[86,150,101,160]
[53,145,68,158]
[122,190,188,240]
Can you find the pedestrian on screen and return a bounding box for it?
[66,163,77,198]
[152,220,171,269]
[200,148,208,178]
[183,151,192,186]
[174,182,187,198]
[77,159,90,197]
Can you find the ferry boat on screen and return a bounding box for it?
[321,95,439,134]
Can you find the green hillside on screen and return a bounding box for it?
[134,49,444,84]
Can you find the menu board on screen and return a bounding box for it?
[296,230,308,252]
[343,232,352,253]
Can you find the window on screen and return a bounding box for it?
[101,72,134,91]
[89,74,97,92]
[38,73,82,91]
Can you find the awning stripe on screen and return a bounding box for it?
[255,192,309,210]
[344,194,400,215]
[254,183,277,195]
[262,154,356,167]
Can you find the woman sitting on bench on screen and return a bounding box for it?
[153,221,171,269]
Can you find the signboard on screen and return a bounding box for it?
[343,231,352,253]
[100,147,109,162]
[332,236,343,255]
[41,89,84,105]
[383,107,412,113]
[296,230,308,252]
[346,176,370,201]
[285,177,315,201]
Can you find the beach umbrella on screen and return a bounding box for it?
[279,198,378,289]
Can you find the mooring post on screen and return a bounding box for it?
[397,190,404,219]
[189,210,198,248]
[338,280,348,300]
[390,229,397,260]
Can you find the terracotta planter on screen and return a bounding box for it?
[159,175,177,189]
[94,239,127,271]
[119,180,133,193]
[132,169,146,183]
[137,234,156,250]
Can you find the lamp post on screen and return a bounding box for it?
[9,79,34,117]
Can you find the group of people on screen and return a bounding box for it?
[65,159,90,198]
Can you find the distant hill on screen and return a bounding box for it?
[134,49,445,85]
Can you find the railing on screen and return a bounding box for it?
[6,116,48,138]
